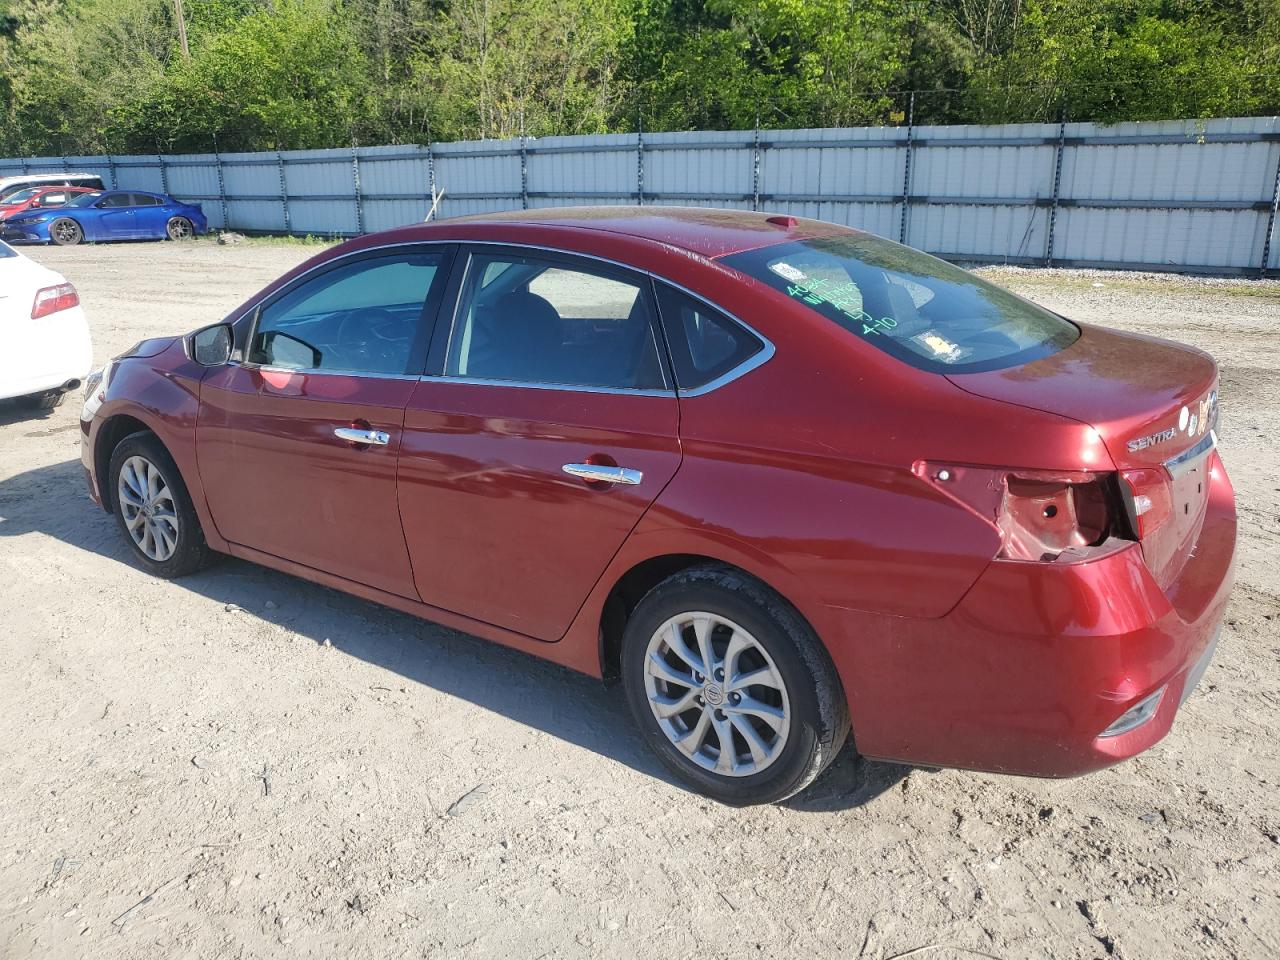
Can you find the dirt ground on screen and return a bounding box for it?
[1,239,1278,960]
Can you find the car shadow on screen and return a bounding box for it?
[0,397,62,426]
[0,457,908,810]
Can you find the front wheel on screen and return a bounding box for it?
[621,565,850,805]
[166,216,194,241]
[108,431,212,578]
[49,217,83,246]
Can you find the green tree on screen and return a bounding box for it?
[114,0,372,151]
[620,0,911,130]
[410,0,633,141]
[0,0,1276,158]
[966,0,1276,121]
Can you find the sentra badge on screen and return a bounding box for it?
[1127,426,1177,453]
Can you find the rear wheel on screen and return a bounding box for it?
[621,565,850,805]
[166,216,194,241]
[49,218,83,246]
[108,432,212,578]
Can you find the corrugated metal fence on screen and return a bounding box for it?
[4,116,1279,276]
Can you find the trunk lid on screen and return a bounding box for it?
[947,323,1219,590]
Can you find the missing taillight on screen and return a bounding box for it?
[1000,475,1109,560]
[916,461,1131,562]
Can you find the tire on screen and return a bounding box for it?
[166,216,195,241]
[19,390,64,410]
[108,431,212,578]
[49,217,83,246]
[621,565,850,806]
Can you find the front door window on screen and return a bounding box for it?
[249,254,443,376]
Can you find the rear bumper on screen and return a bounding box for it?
[831,452,1236,778]
[0,306,92,401]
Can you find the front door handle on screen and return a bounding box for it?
[563,463,643,485]
[334,427,390,446]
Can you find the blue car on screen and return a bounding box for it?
[0,190,207,246]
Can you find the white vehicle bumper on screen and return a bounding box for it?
[0,305,93,401]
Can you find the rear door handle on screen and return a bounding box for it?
[334,427,390,446]
[563,463,643,485]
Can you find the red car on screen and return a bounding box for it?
[0,185,96,220]
[79,208,1235,805]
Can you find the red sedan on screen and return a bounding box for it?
[0,185,96,220]
[79,208,1235,805]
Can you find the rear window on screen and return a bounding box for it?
[721,235,1078,373]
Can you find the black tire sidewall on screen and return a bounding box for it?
[167,217,192,240]
[621,567,848,806]
[108,432,209,578]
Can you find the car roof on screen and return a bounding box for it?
[0,172,101,186]
[441,206,863,258]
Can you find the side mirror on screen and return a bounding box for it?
[189,323,233,366]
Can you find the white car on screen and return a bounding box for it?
[0,240,92,409]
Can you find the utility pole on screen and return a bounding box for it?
[173,0,189,59]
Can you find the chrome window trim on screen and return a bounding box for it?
[228,237,777,397]
[228,359,423,382]
[1164,430,1216,478]
[418,374,674,398]
[676,338,775,398]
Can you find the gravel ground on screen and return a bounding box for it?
[1,239,1278,960]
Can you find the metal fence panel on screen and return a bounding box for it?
[4,116,1279,276]
[526,133,637,203]
[645,130,754,204]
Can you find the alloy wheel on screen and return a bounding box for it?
[52,219,81,244]
[643,612,791,777]
[168,217,193,240]
[117,455,179,562]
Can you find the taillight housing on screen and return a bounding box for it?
[1119,468,1173,538]
[915,461,1130,562]
[31,282,79,319]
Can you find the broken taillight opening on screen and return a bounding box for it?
[914,461,1131,562]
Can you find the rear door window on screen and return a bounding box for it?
[721,235,1078,373]
[130,193,162,206]
[444,250,667,391]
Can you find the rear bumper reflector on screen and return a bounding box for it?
[1098,687,1166,739]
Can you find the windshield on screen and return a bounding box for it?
[66,192,102,207]
[721,234,1078,373]
[2,187,40,204]
[0,241,16,259]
